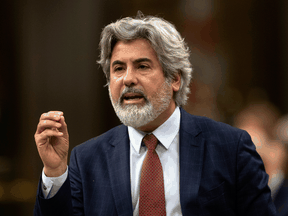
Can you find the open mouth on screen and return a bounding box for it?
[122,93,145,102]
[124,95,143,100]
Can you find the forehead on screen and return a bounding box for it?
[110,38,159,62]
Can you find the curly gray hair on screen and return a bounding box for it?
[97,13,193,106]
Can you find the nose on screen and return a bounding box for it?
[123,67,138,87]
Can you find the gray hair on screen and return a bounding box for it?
[97,12,193,106]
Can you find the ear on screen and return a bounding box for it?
[171,72,181,92]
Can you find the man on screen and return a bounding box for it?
[34,13,276,215]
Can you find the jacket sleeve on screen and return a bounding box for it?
[236,130,277,215]
[34,148,81,216]
[33,174,73,216]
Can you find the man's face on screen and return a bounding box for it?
[108,38,178,130]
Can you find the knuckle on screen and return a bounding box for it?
[40,112,49,120]
[39,131,45,137]
[36,124,43,133]
[38,121,44,129]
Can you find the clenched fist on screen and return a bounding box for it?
[35,111,69,177]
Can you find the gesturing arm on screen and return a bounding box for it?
[34,111,73,216]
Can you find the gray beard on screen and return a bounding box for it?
[108,82,172,129]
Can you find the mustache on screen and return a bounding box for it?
[120,87,147,103]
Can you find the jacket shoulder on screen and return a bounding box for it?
[180,109,250,147]
[194,115,240,133]
[181,108,243,136]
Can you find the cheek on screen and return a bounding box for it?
[109,80,122,101]
[112,75,124,83]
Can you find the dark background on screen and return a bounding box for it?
[1,0,288,215]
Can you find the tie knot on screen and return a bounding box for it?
[143,134,158,151]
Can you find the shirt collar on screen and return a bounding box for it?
[128,106,181,153]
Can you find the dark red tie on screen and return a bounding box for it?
[139,134,166,216]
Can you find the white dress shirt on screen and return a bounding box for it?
[129,106,182,215]
[42,107,182,215]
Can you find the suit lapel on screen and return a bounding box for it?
[106,125,133,216]
[105,109,205,215]
[179,108,205,215]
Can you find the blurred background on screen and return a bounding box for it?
[1,0,288,215]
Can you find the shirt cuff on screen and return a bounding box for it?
[41,166,68,199]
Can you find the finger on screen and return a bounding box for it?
[58,116,68,134]
[35,129,63,146]
[48,111,64,119]
[40,111,63,122]
[36,119,62,134]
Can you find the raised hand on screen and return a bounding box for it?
[35,111,69,177]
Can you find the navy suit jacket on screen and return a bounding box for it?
[34,108,277,216]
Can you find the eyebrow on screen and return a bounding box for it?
[134,58,152,64]
[111,58,152,67]
[111,60,124,67]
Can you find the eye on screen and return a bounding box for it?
[138,64,149,70]
[114,66,124,72]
